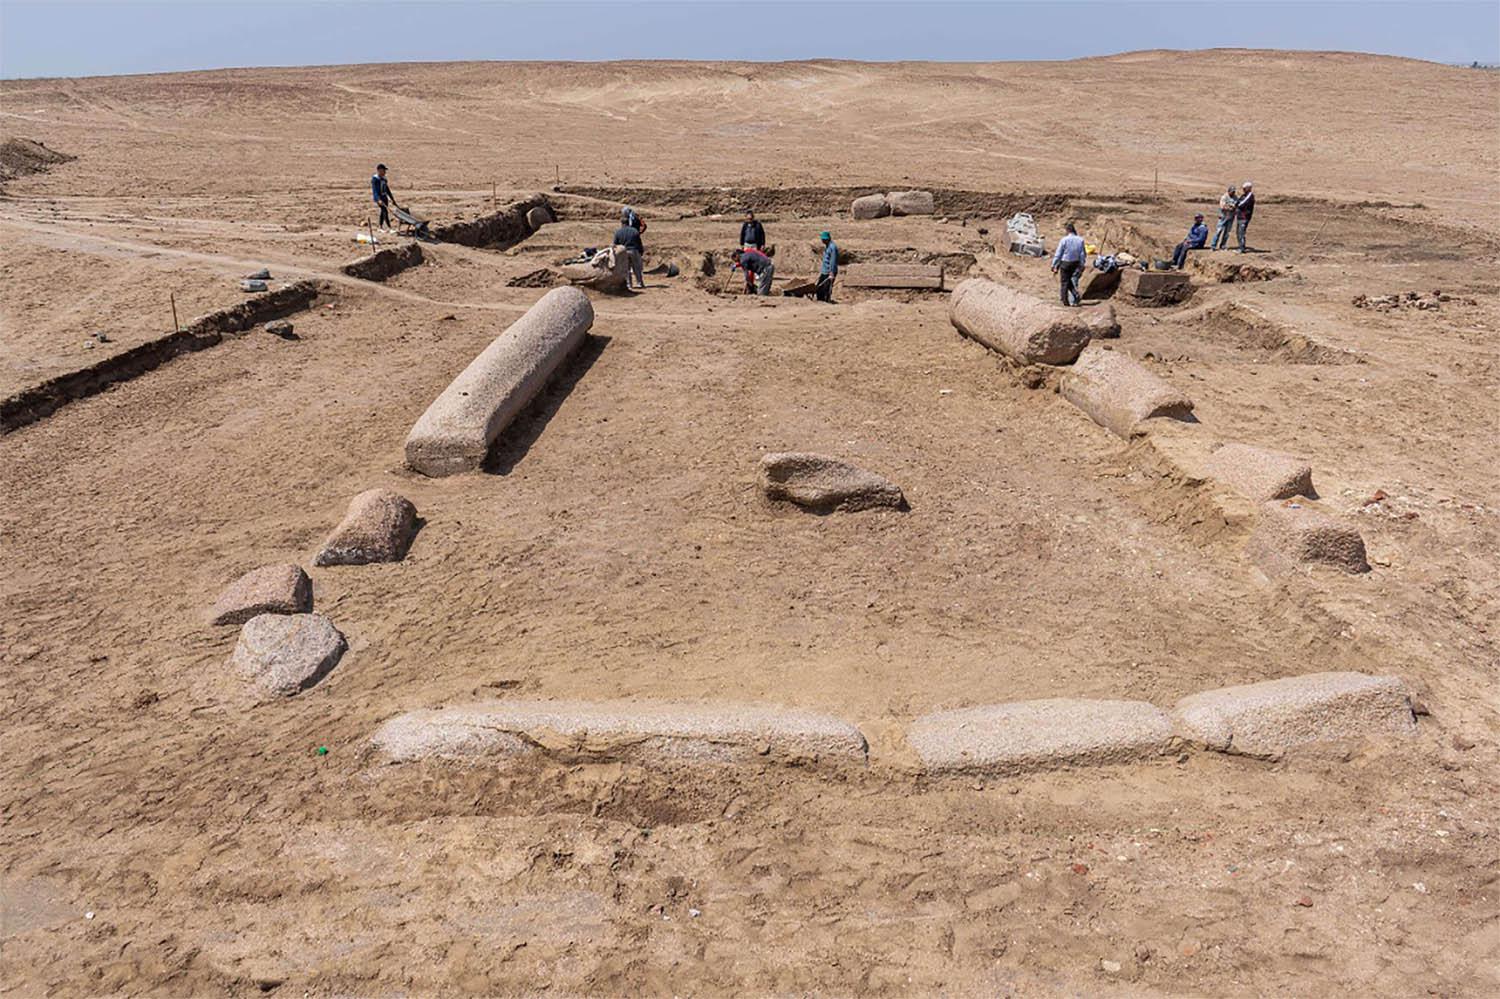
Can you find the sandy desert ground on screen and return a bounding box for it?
[1,52,1498,996]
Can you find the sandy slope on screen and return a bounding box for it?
[1,53,1498,996]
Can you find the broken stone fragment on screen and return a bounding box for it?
[759,452,906,513]
[207,563,313,626]
[314,488,418,566]
[264,319,295,339]
[229,612,346,697]
[245,268,271,280]
[1248,499,1369,574]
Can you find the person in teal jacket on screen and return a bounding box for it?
[817,230,838,302]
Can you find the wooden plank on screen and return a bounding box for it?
[841,263,943,289]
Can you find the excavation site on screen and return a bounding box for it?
[1,50,1497,997]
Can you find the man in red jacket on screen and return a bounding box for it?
[732,247,775,295]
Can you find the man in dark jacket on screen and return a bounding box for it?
[1235,181,1256,253]
[1171,214,1210,269]
[739,210,765,251]
[371,164,396,229]
[613,219,646,289]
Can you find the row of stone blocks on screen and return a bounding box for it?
[851,191,936,219]
[369,672,1418,773]
[948,277,1370,574]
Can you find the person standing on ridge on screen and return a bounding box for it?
[1211,184,1238,250]
[1235,181,1256,253]
[1051,222,1087,306]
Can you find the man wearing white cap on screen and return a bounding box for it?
[1235,181,1256,253]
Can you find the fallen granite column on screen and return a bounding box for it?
[949,277,1119,366]
[404,286,594,476]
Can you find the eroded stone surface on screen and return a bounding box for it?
[759,452,906,513]
[405,286,594,476]
[208,564,312,626]
[950,278,1119,366]
[1172,672,1415,758]
[887,190,936,216]
[1248,499,1369,574]
[229,612,346,697]
[371,699,869,766]
[314,488,418,566]
[908,699,1174,774]
[1059,344,1195,437]
[851,194,890,219]
[1206,443,1315,501]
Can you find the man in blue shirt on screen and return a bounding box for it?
[371,164,396,229]
[817,230,838,302]
[1171,214,1210,269]
[1051,222,1087,306]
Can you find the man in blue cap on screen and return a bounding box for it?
[817,230,838,302]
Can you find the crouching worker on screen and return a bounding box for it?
[817,230,838,302]
[1171,214,1209,269]
[732,247,775,295]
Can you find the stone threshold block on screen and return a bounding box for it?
[1172,672,1416,759]
[372,699,869,767]
[908,699,1174,775]
[842,263,944,290]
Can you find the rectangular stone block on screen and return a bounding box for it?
[1205,442,1315,501]
[949,278,1119,366]
[1118,268,1193,305]
[1059,344,1195,437]
[1172,672,1415,759]
[908,699,1174,775]
[371,699,869,767]
[404,287,594,476]
[841,263,944,289]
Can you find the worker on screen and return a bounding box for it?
[732,247,775,296]
[1051,222,1087,307]
[1211,184,1238,250]
[740,209,765,251]
[371,164,397,230]
[621,205,641,230]
[816,230,838,302]
[1235,181,1256,253]
[613,218,646,289]
[1171,214,1210,269]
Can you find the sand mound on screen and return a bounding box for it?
[0,137,74,188]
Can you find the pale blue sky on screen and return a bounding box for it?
[2,1,1496,80]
